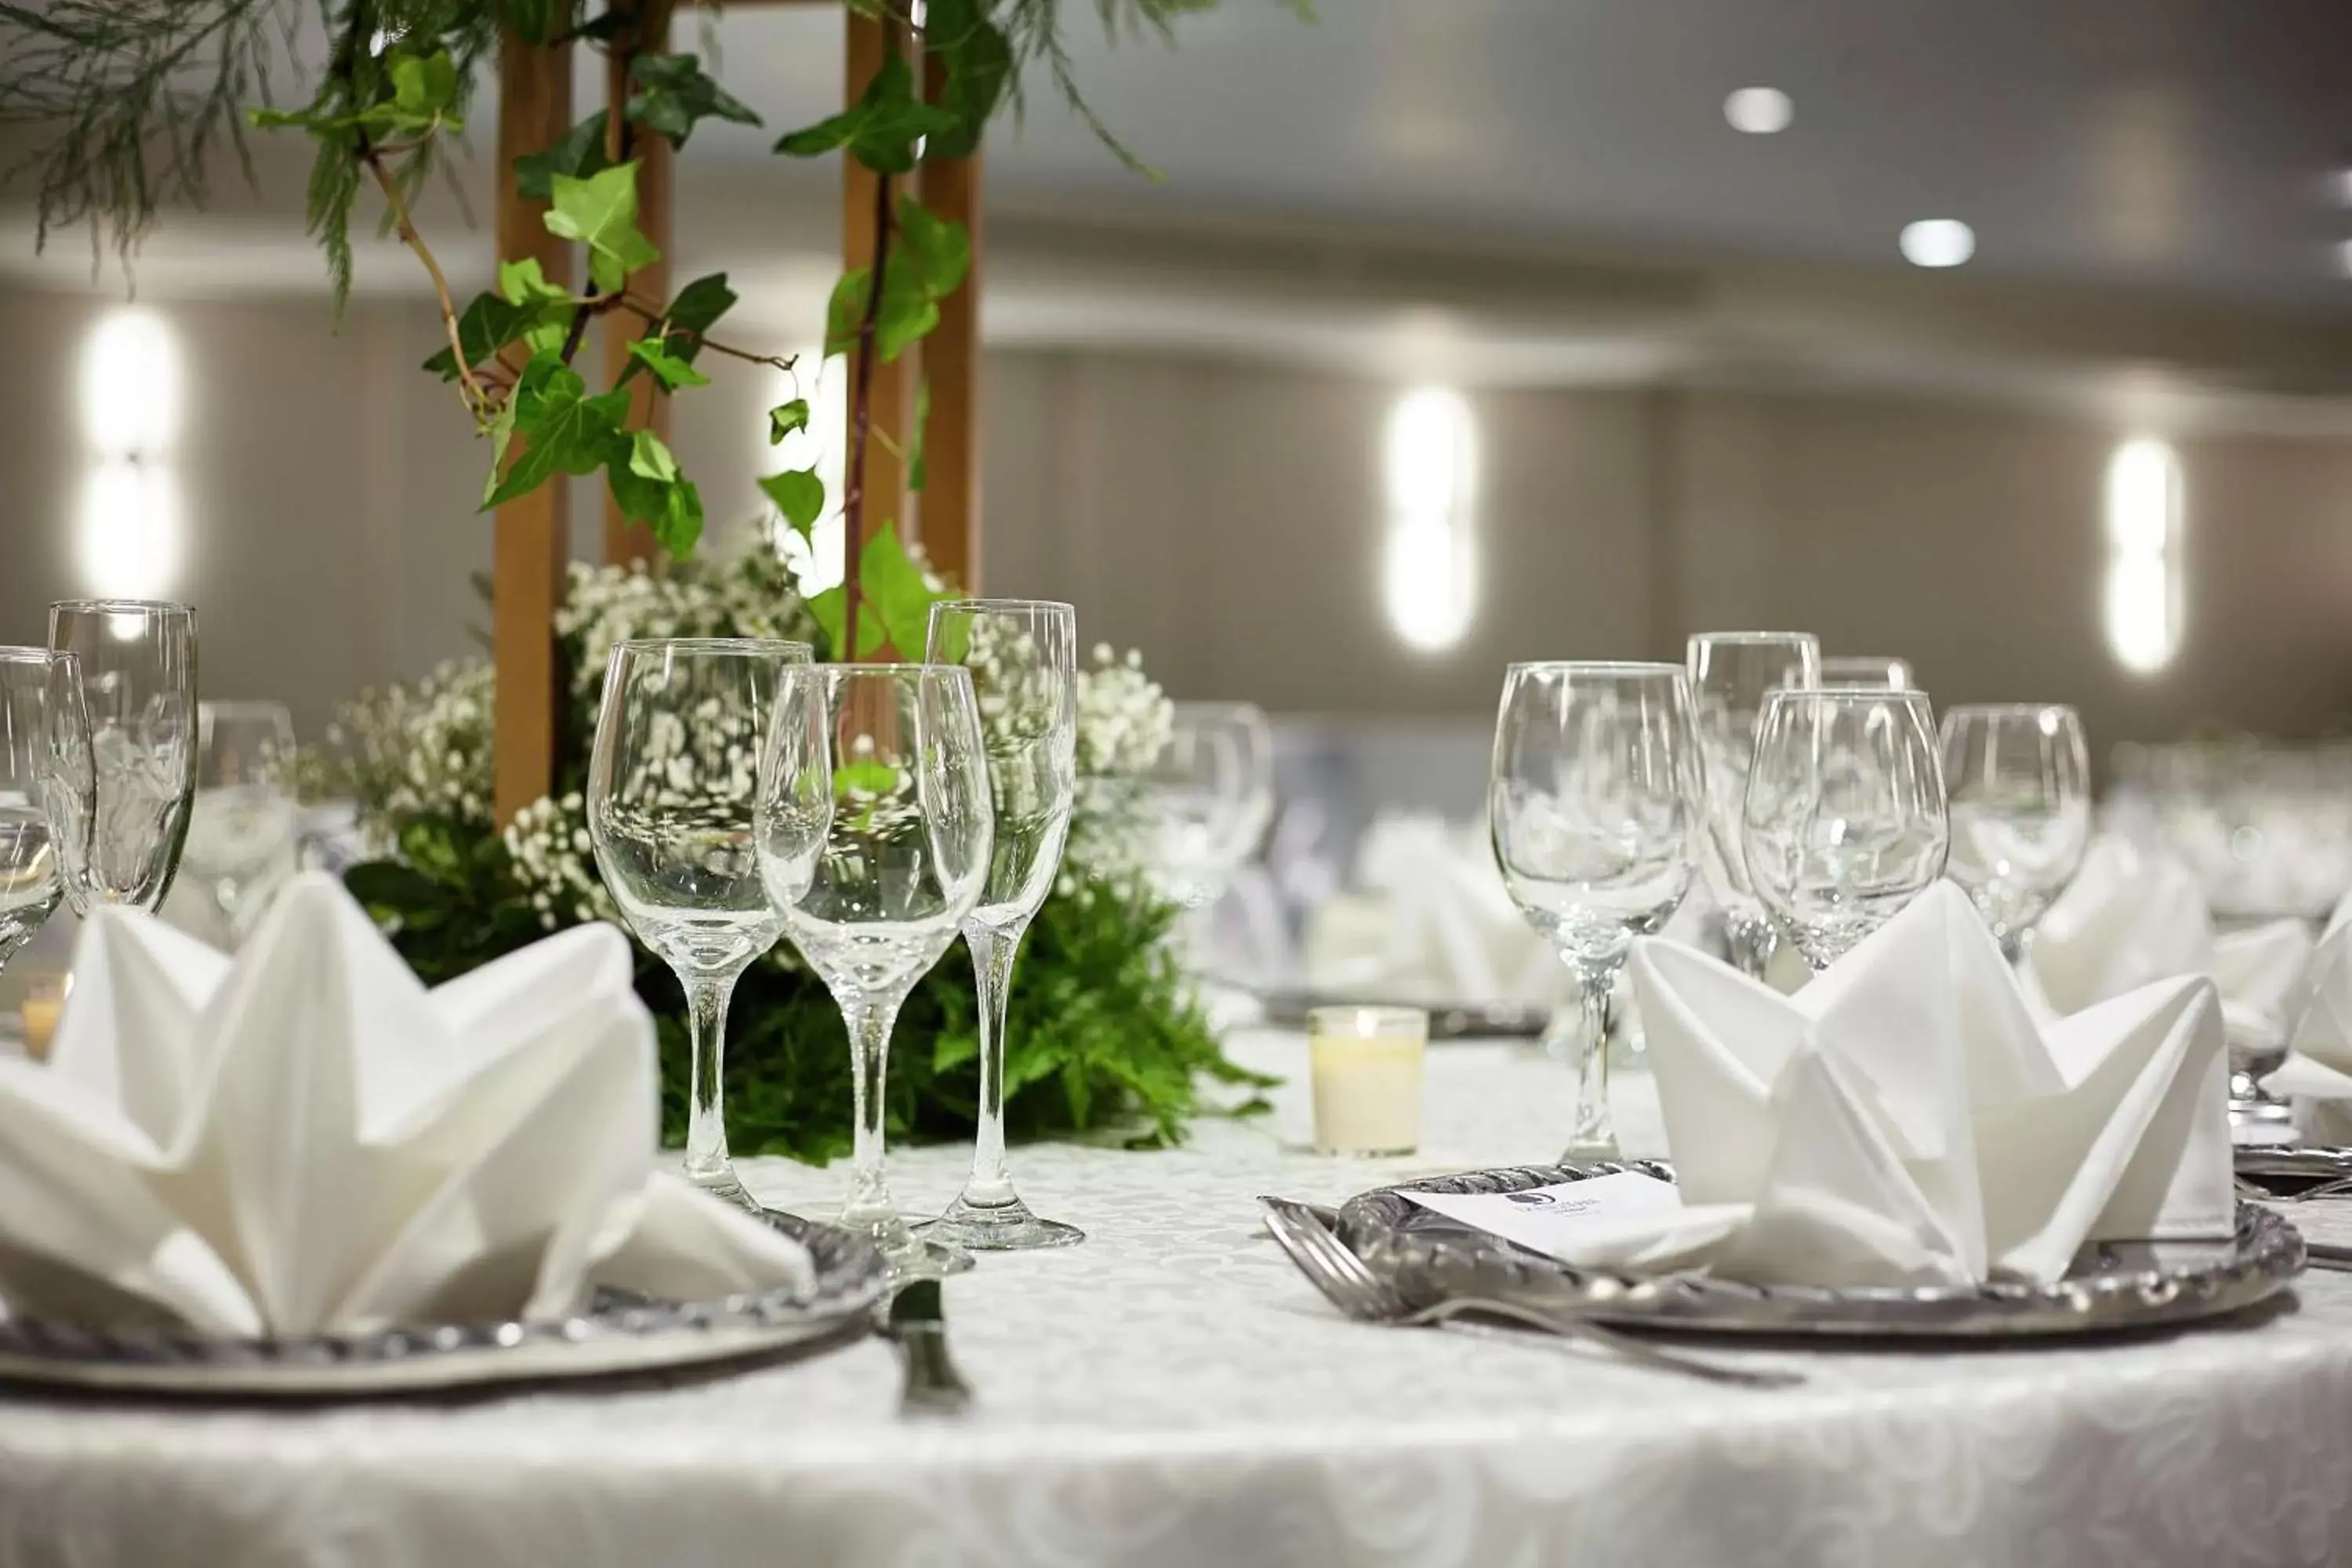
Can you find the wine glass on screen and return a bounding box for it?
[0,649,87,976]
[46,599,197,914]
[915,601,1085,1251]
[1940,702,2092,960]
[586,637,811,1212]
[181,700,299,944]
[1145,702,1275,913]
[1742,688,1950,970]
[756,663,994,1273]
[1820,655,1916,690]
[1489,662,1703,1160]
[1686,632,1820,981]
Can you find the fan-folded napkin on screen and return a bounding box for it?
[2025,836,2314,1055]
[1580,881,2233,1289]
[0,873,814,1335]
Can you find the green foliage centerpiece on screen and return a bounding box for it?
[3,0,1283,1160]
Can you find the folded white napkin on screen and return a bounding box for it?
[0,873,814,1335]
[1303,815,1559,1004]
[2026,835,2314,1056]
[2259,889,2352,1139]
[1584,881,2233,1289]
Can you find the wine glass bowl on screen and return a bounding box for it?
[1820,655,1916,690]
[1939,702,2092,958]
[586,637,811,1211]
[1489,661,1703,1159]
[1686,631,1820,980]
[1742,688,1951,971]
[0,648,87,976]
[46,599,198,915]
[757,662,995,1270]
[1145,701,1274,913]
[181,700,299,944]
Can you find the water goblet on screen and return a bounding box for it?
[46,599,197,914]
[1742,688,1950,970]
[916,600,1086,1251]
[1145,701,1275,913]
[181,700,299,944]
[586,637,811,1212]
[1940,702,2092,961]
[1686,631,1819,982]
[1820,655,1916,690]
[0,649,89,976]
[756,663,995,1275]
[1489,661,1703,1160]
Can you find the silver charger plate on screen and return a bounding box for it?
[0,1211,890,1397]
[2238,1144,2352,1188]
[1338,1162,2304,1339]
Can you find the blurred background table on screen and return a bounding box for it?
[2,1029,2350,1567]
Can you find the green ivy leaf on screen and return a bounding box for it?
[907,377,931,493]
[758,467,825,541]
[875,261,938,364]
[545,162,660,293]
[897,195,971,297]
[773,56,956,175]
[515,111,613,201]
[479,397,518,509]
[923,0,1012,161]
[626,53,761,149]
[768,398,811,445]
[422,292,528,380]
[482,354,631,510]
[499,257,572,305]
[806,526,941,657]
[390,52,459,120]
[626,336,711,390]
[628,429,681,483]
[666,272,738,340]
[606,451,704,557]
[824,267,872,358]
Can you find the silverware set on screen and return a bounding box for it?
[1256,1195,1798,1388]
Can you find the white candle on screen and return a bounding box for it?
[1308,1006,1427,1157]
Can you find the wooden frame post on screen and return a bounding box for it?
[603,0,673,567]
[492,27,574,823]
[917,50,981,592]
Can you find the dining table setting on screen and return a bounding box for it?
[5,611,2352,1566]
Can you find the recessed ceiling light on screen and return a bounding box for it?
[1723,87,1794,135]
[1900,220,1975,267]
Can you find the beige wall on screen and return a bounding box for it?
[2,288,2349,757]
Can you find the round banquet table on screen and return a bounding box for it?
[5,1029,2352,1568]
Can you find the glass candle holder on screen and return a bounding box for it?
[1308,1006,1428,1157]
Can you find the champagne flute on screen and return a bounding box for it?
[1686,632,1819,981]
[182,700,299,944]
[0,649,87,975]
[1489,662,1703,1160]
[47,599,197,914]
[916,600,1085,1251]
[757,663,995,1273]
[1743,688,1950,970]
[586,637,811,1212]
[1940,702,2091,960]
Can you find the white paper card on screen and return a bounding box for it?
[1403,1171,1686,1261]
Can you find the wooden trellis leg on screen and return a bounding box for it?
[918,47,982,593]
[492,27,574,824]
[604,0,673,568]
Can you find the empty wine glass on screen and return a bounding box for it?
[1820,655,1916,690]
[1489,662,1703,1160]
[916,601,1085,1251]
[1145,701,1275,912]
[1940,702,2092,960]
[586,637,811,1212]
[1743,688,1950,970]
[47,600,197,914]
[0,649,87,976]
[756,663,994,1273]
[181,700,299,944]
[1687,632,1820,981]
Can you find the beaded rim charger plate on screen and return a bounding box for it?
[2237,1143,2352,1189]
[0,1211,890,1397]
[1338,1162,2304,1339]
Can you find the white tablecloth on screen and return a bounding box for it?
[5,1033,2352,1567]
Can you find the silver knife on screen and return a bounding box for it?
[885,1279,973,1415]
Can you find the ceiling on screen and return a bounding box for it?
[684,0,2352,310]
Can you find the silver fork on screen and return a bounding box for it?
[1258,1195,1798,1388]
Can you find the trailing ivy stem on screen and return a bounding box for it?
[359,141,487,416]
[841,163,895,661]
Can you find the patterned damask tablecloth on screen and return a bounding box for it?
[5,1031,2352,1567]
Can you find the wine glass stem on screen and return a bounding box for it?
[960,920,1026,1209]
[843,994,903,1227]
[1564,958,1619,1157]
[1724,909,1777,981]
[682,971,736,1183]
